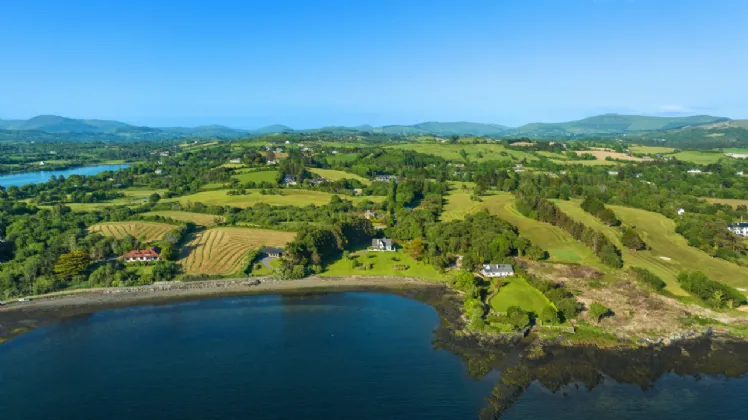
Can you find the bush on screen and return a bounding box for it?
[677,271,747,309]
[630,267,666,290]
[588,302,612,323]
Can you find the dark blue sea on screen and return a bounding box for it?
[1,293,747,419]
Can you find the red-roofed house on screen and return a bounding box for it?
[123,248,160,263]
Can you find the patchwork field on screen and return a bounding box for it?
[489,277,554,315]
[88,221,176,242]
[310,168,370,183]
[322,249,447,282]
[232,169,279,184]
[385,143,537,162]
[166,189,384,208]
[142,211,223,227]
[180,227,295,275]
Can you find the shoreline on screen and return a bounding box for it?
[0,276,444,343]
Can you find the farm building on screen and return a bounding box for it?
[480,264,514,278]
[284,175,297,186]
[374,175,397,183]
[123,248,160,263]
[677,208,686,216]
[728,223,748,237]
[229,158,242,164]
[261,247,284,258]
[371,238,394,251]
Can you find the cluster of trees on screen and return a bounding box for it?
[515,188,623,268]
[675,215,747,263]
[279,218,374,278]
[629,267,666,290]
[581,196,620,226]
[677,271,747,309]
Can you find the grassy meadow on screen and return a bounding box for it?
[165,189,384,208]
[703,197,748,208]
[385,143,537,162]
[232,169,279,184]
[142,211,223,227]
[310,168,370,183]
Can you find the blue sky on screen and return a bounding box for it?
[1,0,746,128]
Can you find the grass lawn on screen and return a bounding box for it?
[250,258,282,276]
[232,169,279,184]
[326,153,359,163]
[489,277,554,315]
[165,189,384,208]
[385,143,537,163]
[142,210,223,227]
[321,249,448,282]
[670,151,726,165]
[610,204,748,291]
[722,148,748,153]
[310,168,370,184]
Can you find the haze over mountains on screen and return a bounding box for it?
[0,113,735,141]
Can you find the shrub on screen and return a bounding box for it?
[588,302,612,323]
[630,267,666,290]
[677,271,747,309]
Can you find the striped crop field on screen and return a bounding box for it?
[88,222,176,242]
[180,227,295,275]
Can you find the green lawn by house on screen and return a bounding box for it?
[321,249,448,282]
[489,277,554,315]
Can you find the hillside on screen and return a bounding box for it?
[511,114,728,138]
[0,113,734,142]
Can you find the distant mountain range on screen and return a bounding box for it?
[0,113,735,141]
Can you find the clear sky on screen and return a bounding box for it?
[1,0,746,129]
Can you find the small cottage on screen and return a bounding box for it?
[261,247,283,258]
[123,248,160,263]
[371,238,394,251]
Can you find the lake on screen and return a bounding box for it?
[0,163,130,187]
[1,293,747,420]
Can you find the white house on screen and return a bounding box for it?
[480,264,515,278]
[370,238,394,251]
[608,171,619,175]
[375,175,397,183]
[267,159,278,165]
[283,175,297,186]
[123,248,160,263]
[39,161,45,166]
[728,223,748,237]
[677,208,686,216]
[687,169,703,174]
[229,158,241,164]
[155,169,163,175]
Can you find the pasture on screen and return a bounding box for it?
[610,204,748,290]
[703,197,748,208]
[309,168,370,183]
[166,189,384,208]
[180,227,295,275]
[88,221,176,242]
[489,277,554,315]
[385,143,537,162]
[232,169,279,184]
[322,249,447,282]
[628,145,676,154]
[670,151,726,165]
[574,150,650,162]
[142,211,223,227]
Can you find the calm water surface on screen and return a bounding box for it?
[1,293,747,420]
[0,163,129,187]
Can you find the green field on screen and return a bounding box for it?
[322,249,447,282]
[250,258,282,276]
[703,197,748,208]
[553,200,688,294]
[489,277,554,315]
[670,151,726,164]
[166,189,384,208]
[610,204,748,290]
[88,221,176,242]
[326,153,359,163]
[232,169,279,184]
[385,143,537,162]
[142,211,223,227]
[629,145,676,154]
[310,168,370,183]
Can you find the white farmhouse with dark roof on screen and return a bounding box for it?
[375,175,397,183]
[728,223,748,238]
[371,238,394,251]
[480,264,514,278]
